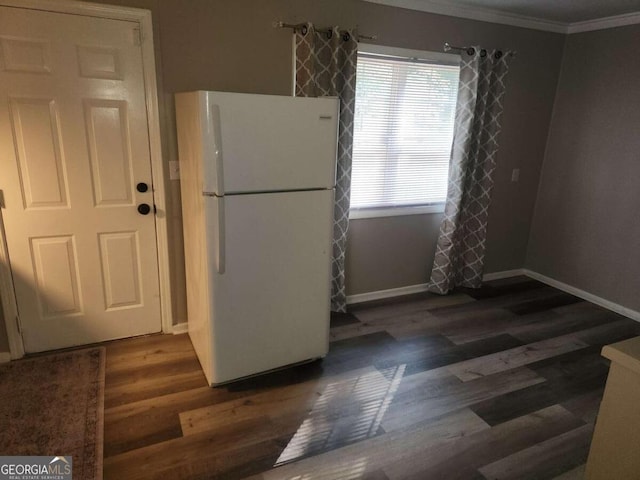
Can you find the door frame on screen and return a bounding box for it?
[0,0,174,359]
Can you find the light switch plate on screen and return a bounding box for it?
[169,160,180,180]
[511,168,520,182]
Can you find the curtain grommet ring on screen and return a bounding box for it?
[327,29,332,39]
[495,50,503,59]
[301,25,308,36]
[466,47,475,56]
[480,49,487,57]
[343,32,351,41]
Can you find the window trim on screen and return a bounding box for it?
[350,203,445,220]
[349,44,459,219]
[358,43,460,67]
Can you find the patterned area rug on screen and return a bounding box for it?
[0,347,105,480]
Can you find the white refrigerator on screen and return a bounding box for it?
[175,90,339,386]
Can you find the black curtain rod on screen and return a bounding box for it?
[444,42,516,58]
[274,21,377,41]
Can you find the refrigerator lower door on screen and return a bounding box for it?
[203,189,334,385]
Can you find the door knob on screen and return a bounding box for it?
[137,203,151,215]
[136,182,149,192]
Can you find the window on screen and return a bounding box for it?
[350,45,460,219]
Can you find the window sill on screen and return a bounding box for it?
[349,204,446,220]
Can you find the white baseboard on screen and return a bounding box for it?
[346,283,430,305]
[523,269,640,322]
[171,322,188,335]
[346,269,526,305]
[482,269,526,281]
[0,352,11,363]
[345,268,640,324]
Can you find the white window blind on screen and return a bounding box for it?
[350,51,460,213]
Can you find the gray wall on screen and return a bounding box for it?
[153,0,565,297]
[0,0,565,353]
[526,24,640,312]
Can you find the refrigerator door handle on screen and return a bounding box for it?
[210,103,225,194]
[216,196,226,274]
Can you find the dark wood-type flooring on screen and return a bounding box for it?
[102,277,640,479]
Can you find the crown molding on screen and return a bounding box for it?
[362,0,568,33]
[567,11,640,34]
[363,0,640,35]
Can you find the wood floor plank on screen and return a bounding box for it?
[105,385,243,424]
[105,376,197,406]
[106,353,203,387]
[506,292,583,315]
[405,289,573,345]
[105,369,207,409]
[440,308,524,345]
[574,318,640,346]
[478,424,593,480]
[560,388,605,424]
[329,316,429,342]
[104,385,257,456]
[350,292,476,323]
[382,405,585,480]
[106,333,196,373]
[427,286,565,317]
[104,332,185,355]
[551,464,586,480]
[180,366,379,436]
[248,408,489,480]
[330,311,360,327]
[106,414,305,479]
[550,300,603,314]
[360,469,390,480]
[330,312,455,342]
[381,367,545,432]
[333,307,486,343]
[100,277,624,479]
[327,331,458,376]
[470,347,608,426]
[270,365,406,464]
[326,332,396,359]
[527,344,608,380]
[457,279,545,300]
[385,334,525,377]
[105,418,292,480]
[508,315,615,345]
[447,334,588,382]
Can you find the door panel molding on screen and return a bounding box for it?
[9,96,69,209]
[83,98,135,207]
[0,0,174,358]
[30,234,84,318]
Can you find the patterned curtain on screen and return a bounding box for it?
[428,46,513,294]
[295,23,358,312]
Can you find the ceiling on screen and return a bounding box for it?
[440,0,640,24]
[364,0,640,32]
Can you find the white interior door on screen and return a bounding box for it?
[0,6,161,352]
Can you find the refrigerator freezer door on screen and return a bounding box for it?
[201,91,339,194]
[203,189,334,385]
